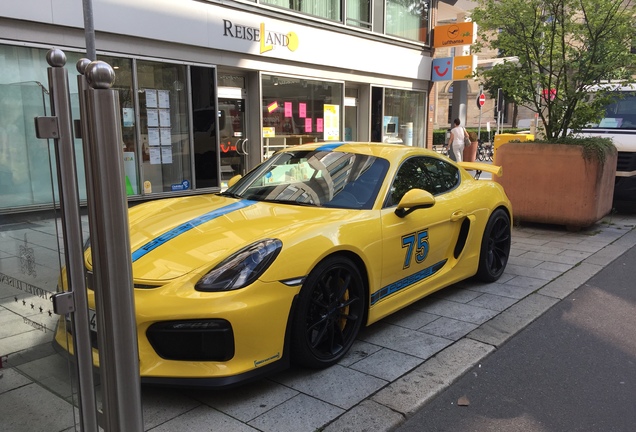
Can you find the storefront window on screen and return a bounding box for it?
[261,0,341,21]
[136,61,191,193]
[371,87,426,147]
[262,75,342,158]
[385,0,430,43]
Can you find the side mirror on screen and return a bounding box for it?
[395,189,435,218]
[228,174,242,187]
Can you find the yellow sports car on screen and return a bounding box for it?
[54,142,511,387]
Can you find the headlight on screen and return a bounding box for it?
[195,239,282,292]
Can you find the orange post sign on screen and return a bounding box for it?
[452,55,477,80]
[433,22,476,48]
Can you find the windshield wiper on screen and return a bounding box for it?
[217,191,243,199]
[261,199,320,207]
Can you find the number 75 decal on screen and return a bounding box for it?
[402,230,429,269]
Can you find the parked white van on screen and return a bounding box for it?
[577,83,636,205]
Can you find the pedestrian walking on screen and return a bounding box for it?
[447,118,469,162]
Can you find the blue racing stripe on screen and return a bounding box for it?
[131,200,256,262]
[370,259,447,305]
[316,143,345,151]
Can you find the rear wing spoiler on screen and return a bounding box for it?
[457,162,503,177]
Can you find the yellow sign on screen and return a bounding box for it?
[323,104,340,141]
[433,22,476,48]
[452,55,477,81]
[262,127,275,138]
[259,23,298,54]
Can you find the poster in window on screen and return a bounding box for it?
[160,128,171,146]
[317,118,324,133]
[299,103,306,118]
[145,89,158,108]
[147,128,160,146]
[284,102,292,118]
[123,152,138,194]
[147,109,159,127]
[158,90,170,109]
[305,118,312,133]
[161,146,173,164]
[149,147,161,164]
[159,109,171,127]
[323,104,339,140]
[122,108,134,127]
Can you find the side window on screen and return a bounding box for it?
[386,157,459,206]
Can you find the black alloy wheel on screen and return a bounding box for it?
[476,208,511,282]
[291,256,365,369]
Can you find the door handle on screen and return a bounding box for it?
[240,138,249,156]
[450,210,467,222]
[235,139,245,155]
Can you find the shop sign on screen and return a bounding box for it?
[222,19,299,54]
[433,22,476,48]
[431,55,477,82]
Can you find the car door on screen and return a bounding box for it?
[372,156,468,312]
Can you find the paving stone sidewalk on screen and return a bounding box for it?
[1,212,635,432]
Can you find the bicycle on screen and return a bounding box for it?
[476,140,493,162]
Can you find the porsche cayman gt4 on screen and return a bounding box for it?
[54,142,512,388]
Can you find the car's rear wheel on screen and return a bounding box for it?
[476,208,511,282]
[291,256,365,369]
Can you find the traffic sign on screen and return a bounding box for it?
[477,93,486,108]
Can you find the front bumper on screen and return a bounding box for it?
[53,279,299,387]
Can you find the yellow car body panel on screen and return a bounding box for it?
[54,142,512,386]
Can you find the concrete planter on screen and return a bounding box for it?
[493,142,617,229]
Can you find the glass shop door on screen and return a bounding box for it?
[218,96,248,187]
[0,81,82,431]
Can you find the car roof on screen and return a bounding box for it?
[278,142,438,159]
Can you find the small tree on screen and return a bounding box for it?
[471,0,635,140]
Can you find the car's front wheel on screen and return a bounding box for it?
[291,256,365,369]
[476,208,511,282]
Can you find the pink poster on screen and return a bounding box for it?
[305,118,312,132]
[284,102,292,117]
[299,103,306,118]
[317,118,324,133]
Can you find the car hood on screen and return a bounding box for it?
[88,194,348,282]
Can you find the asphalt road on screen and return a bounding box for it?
[394,244,636,432]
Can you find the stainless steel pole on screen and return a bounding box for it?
[83,60,143,432]
[39,48,99,432]
[81,0,96,60]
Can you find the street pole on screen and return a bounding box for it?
[82,0,96,60]
[478,85,483,140]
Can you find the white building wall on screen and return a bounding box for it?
[0,0,431,84]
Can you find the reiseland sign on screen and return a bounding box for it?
[222,19,299,54]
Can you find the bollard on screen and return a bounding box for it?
[81,59,143,432]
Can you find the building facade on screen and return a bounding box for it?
[0,0,437,213]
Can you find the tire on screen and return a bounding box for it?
[291,256,365,369]
[476,208,511,282]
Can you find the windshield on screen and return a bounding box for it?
[587,91,636,129]
[223,149,389,209]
